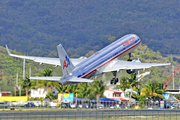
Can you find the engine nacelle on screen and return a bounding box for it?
[126,59,141,74]
[126,69,139,74]
[126,69,135,74]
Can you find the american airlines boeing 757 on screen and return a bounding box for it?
[6,34,170,85]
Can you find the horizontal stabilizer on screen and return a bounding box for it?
[30,77,61,81]
[68,77,94,83]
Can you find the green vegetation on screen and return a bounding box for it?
[37,68,58,93]
[88,80,106,100]
[119,43,178,89]
[140,81,164,101]
[1,0,180,93]
[0,0,180,57]
[19,77,36,96]
[174,94,180,100]
[115,76,130,94]
[115,73,165,102]
[54,80,106,100]
[0,42,177,94]
[0,46,62,93]
[45,92,56,101]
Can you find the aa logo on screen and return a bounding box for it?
[63,56,70,69]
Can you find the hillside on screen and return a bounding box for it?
[0,43,179,93]
[99,43,179,89]
[0,46,62,92]
[0,0,180,56]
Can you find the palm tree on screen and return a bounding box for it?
[45,92,54,101]
[37,68,58,93]
[39,68,53,76]
[19,77,36,96]
[128,73,142,99]
[115,76,130,96]
[54,84,68,94]
[67,84,78,94]
[129,73,141,90]
[77,83,90,99]
[88,80,106,102]
[115,73,142,99]
[141,81,164,101]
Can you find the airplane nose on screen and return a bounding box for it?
[135,35,141,42]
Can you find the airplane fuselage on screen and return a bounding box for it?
[60,34,141,85]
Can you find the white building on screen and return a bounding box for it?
[31,88,48,98]
[30,87,59,98]
[103,90,129,101]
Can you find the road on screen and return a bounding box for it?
[0,109,180,119]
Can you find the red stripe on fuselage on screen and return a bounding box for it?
[82,41,141,78]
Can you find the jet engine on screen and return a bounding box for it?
[126,69,137,74]
[126,59,141,74]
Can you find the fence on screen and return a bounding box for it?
[1,100,179,109]
[0,110,180,120]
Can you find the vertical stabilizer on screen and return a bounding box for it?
[57,44,75,76]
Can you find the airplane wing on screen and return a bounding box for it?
[30,76,94,83]
[5,45,86,66]
[103,60,171,72]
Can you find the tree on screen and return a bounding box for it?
[129,73,141,90]
[88,80,106,101]
[128,73,142,100]
[37,68,58,93]
[141,81,164,101]
[54,84,68,94]
[45,92,55,101]
[67,84,78,94]
[115,76,130,95]
[175,94,180,100]
[39,68,53,77]
[77,83,90,99]
[18,77,36,96]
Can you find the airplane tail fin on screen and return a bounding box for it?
[57,44,75,76]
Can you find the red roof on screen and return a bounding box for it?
[120,98,129,101]
[106,90,122,94]
[1,91,11,94]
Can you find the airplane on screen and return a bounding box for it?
[6,34,171,85]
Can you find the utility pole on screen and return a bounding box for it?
[23,59,25,79]
[16,72,18,96]
[20,59,26,96]
[29,67,31,78]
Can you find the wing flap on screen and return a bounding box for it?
[30,77,61,81]
[103,60,171,72]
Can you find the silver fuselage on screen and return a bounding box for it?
[60,34,141,85]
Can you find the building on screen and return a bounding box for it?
[166,89,180,95]
[30,87,59,98]
[103,90,129,101]
[0,91,11,96]
[31,88,48,98]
